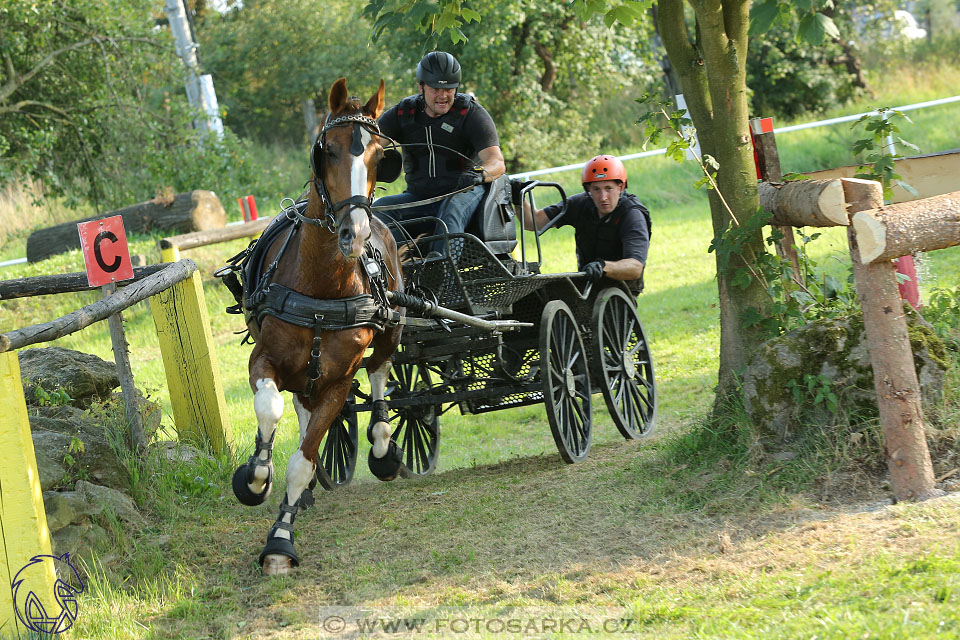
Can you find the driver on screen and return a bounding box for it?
[519,154,650,295]
[374,51,505,258]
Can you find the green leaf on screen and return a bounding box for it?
[796,12,836,45]
[749,0,781,36]
[461,7,481,22]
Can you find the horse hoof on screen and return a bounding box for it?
[368,440,403,481]
[262,554,296,576]
[259,535,300,573]
[232,463,272,506]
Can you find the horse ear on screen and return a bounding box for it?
[364,79,385,119]
[329,78,348,113]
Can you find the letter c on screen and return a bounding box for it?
[94,231,122,273]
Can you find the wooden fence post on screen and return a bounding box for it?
[843,178,942,502]
[750,117,802,282]
[0,351,56,636]
[150,270,232,454]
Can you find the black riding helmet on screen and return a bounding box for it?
[416,51,461,89]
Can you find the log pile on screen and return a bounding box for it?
[26,190,225,262]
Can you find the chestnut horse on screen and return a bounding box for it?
[231,79,405,575]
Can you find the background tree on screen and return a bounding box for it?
[0,0,264,210]
[366,0,659,171]
[197,0,395,144]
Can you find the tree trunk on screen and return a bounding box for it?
[657,0,771,397]
[26,190,225,262]
[759,180,849,227]
[843,178,942,502]
[851,191,960,263]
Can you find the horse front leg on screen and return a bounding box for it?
[260,380,350,575]
[232,358,285,506]
[366,357,403,481]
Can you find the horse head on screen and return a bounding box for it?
[311,78,387,259]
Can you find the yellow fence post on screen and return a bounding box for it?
[150,269,232,454]
[0,351,56,637]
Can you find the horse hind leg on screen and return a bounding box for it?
[259,448,314,575]
[366,357,403,481]
[232,378,283,506]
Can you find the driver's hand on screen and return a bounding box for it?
[581,260,605,282]
[456,168,485,190]
[510,178,533,204]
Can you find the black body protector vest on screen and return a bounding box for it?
[395,93,480,197]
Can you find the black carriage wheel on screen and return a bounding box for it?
[592,287,657,439]
[539,300,592,463]
[315,399,358,490]
[388,362,440,477]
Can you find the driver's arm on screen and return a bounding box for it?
[477,145,505,183]
[599,258,644,281]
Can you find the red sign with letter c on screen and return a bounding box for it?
[77,215,134,287]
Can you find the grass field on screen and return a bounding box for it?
[2,58,960,639]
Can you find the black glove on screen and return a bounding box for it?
[456,168,484,190]
[582,260,605,282]
[510,178,533,205]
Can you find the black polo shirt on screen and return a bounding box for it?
[543,191,651,293]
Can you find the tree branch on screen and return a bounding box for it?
[533,42,557,91]
[0,36,160,104]
[0,100,71,118]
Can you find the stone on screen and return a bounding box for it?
[43,490,92,533]
[742,311,947,441]
[75,480,144,527]
[18,347,119,407]
[31,430,73,491]
[51,521,111,573]
[150,440,209,464]
[28,421,129,491]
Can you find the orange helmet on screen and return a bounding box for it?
[582,155,627,189]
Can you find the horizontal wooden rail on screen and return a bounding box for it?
[0,260,197,353]
[0,264,168,300]
[851,191,960,263]
[160,216,272,253]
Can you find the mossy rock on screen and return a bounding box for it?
[742,309,947,441]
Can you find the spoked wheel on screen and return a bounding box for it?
[592,287,657,439]
[315,398,358,490]
[539,300,592,463]
[388,361,440,477]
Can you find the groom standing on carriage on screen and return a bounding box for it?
[374,51,506,258]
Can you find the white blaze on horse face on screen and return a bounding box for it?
[338,127,373,258]
[368,359,392,458]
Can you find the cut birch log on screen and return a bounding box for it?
[26,190,225,262]
[160,216,272,252]
[844,178,941,502]
[851,191,960,263]
[759,179,848,227]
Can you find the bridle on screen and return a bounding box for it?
[298,112,387,232]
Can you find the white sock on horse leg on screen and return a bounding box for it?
[252,378,284,489]
[272,450,315,540]
[367,360,393,458]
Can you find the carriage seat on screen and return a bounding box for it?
[466,174,517,255]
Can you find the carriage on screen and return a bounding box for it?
[309,174,658,490]
[220,80,656,572]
